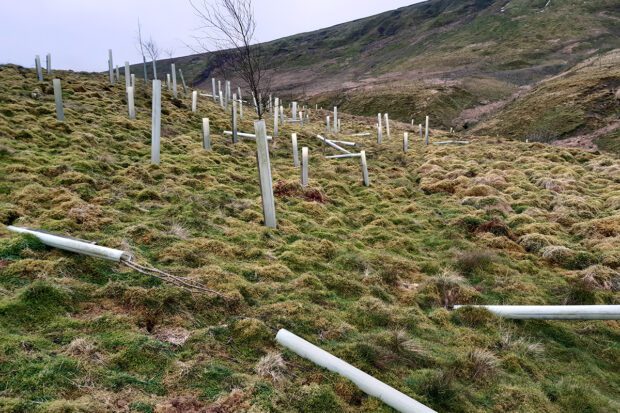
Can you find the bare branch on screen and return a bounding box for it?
[189,0,270,119]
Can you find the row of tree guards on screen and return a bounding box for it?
[7,226,620,413]
[36,49,456,231]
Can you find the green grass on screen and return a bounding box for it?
[0,65,619,411]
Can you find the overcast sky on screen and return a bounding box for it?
[1,0,423,72]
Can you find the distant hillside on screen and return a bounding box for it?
[473,49,620,153]
[135,0,620,150]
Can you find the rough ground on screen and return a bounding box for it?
[0,66,619,412]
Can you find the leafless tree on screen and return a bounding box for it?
[164,48,175,61]
[135,19,149,84]
[189,0,270,119]
[143,37,161,80]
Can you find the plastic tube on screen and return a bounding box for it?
[453,305,620,320]
[7,226,131,262]
[276,329,437,413]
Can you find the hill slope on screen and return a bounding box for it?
[471,49,620,153]
[157,0,620,123]
[1,66,620,412]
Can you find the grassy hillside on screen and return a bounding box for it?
[1,66,620,412]
[170,0,619,87]
[138,0,619,146]
[472,49,620,153]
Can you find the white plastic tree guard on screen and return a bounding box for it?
[202,118,211,150]
[212,78,216,101]
[334,106,339,133]
[273,97,279,137]
[385,113,390,138]
[35,55,43,81]
[425,116,429,145]
[316,135,351,154]
[377,113,383,144]
[127,86,136,120]
[329,139,356,146]
[192,91,198,113]
[453,305,620,320]
[291,133,299,167]
[223,131,273,141]
[360,151,370,187]
[171,63,178,98]
[255,120,277,228]
[108,49,115,84]
[325,153,362,159]
[301,147,309,187]
[8,226,132,262]
[232,93,239,143]
[434,141,469,145]
[125,61,131,89]
[53,79,65,121]
[151,58,158,81]
[46,53,52,75]
[403,132,409,153]
[276,329,436,413]
[151,80,162,165]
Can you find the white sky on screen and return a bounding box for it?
[0,0,423,72]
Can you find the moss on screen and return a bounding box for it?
[231,318,271,346]
[0,234,46,260]
[110,337,173,377]
[292,384,343,413]
[451,306,497,327]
